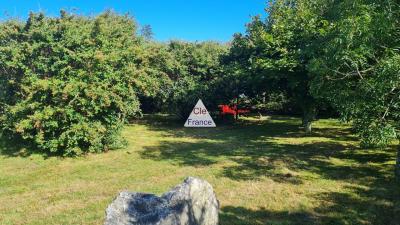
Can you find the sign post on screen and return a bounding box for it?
[184,99,216,127]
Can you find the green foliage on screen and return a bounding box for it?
[258,92,290,113]
[226,0,399,147]
[0,11,143,155]
[0,1,398,165]
[166,41,228,119]
[309,0,400,147]
[138,40,228,118]
[168,76,205,119]
[223,0,331,131]
[132,41,174,112]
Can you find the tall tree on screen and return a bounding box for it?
[225,0,331,132]
[309,0,400,178]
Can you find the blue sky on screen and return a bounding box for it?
[0,0,267,42]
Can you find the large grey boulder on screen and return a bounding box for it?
[105,177,219,225]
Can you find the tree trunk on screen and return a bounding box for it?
[396,145,400,180]
[304,120,312,134]
[302,104,317,134]
[235,96,239,120]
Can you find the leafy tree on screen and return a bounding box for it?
[167,41,228,119]
[309,0,400,178]
[132,41,175,113]
[224,0,331,132]
[0,11,143,155]
[139,40,228,118]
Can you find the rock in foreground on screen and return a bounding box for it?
[105,177,219,225]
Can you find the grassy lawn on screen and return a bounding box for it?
[0,115,399,225]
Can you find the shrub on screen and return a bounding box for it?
[0,11,142,155]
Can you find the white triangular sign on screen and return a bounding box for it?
[184,99,216,127]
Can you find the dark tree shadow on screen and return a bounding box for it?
[0,134,61,159]
[221,179,400,225]
[139,115,394,182]
[221,141,393,182]
[136,114,400,224]
[313,189,400,225]
[220,193,400,225]
[0,134,36,157]
[220,206,319,225]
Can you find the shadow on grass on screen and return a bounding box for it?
[220,206,318,225]
[313,190,400,225]
[0,134,61,159]
[221,141,393,181]
[0,134,36,157]
[139,115,394,182]
[137,114,400,224]
[220,191,400,225]
[220,181,400,224]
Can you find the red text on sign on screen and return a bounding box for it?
[193,107,207,115]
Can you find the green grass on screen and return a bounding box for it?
[0,115,399,225]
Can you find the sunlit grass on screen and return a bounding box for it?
[0,115,399,224]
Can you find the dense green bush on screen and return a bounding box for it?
[0,11,143,155]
